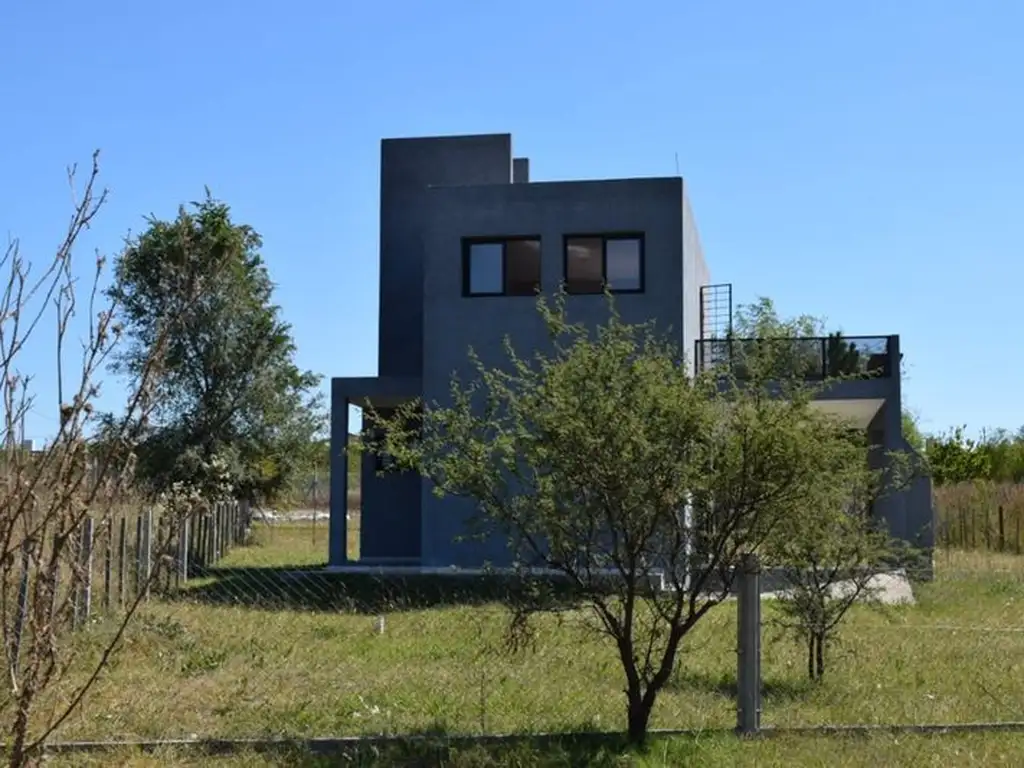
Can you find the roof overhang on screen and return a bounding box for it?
[809,398,884,430]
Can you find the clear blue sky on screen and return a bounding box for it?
[2,0,1021,443]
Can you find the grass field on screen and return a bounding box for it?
[35,522,1024,766]
[47,731,1024,767]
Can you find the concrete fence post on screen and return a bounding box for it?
[736,552,762,736]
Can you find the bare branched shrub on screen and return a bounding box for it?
[0,154,208,766]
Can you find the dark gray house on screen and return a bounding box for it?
[328,132,933,571]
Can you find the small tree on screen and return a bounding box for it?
[370,294,874,745]
[767,435,898,681]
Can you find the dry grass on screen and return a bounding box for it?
[935,482,1024,552]
[27,525,1024,765]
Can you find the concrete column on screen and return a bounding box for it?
[736,553,762,735]
[882,336,906,541]
[329,384,350,566]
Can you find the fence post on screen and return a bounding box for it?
[197,512,203,571]
[12,540,31,677]
[75,517,94,627]
[239,500,249,544]
[215,503,223,561]
[178,516,189,587]
[157,515,165,594]
[999,506,1006,552]
[103,519,112,612]
[141,508,153,602]
[134,514,143,598]
[161,516,172,593]
[736,552,762,736]
[208,505,215,564]
[118,517,127,608]
[203,514,211,569]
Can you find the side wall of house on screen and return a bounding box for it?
[378,134,513,379]
[682,185,710,376]
[419,177,686,568]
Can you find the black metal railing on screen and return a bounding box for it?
[695,335,893,381]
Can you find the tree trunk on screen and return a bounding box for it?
[626,691,653,746]
[807,633,827,681]
[815,632,825,680]
[9,694,33,768]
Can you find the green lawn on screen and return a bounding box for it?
[36,523,1024,766]
[48,731,1024,767]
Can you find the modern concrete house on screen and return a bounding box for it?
[328,132,933,571]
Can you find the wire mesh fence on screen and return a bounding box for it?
[16,513,1024,746]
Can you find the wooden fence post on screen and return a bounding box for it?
[212,504,219,562]
[178,516,189,586]
[134,514,143,598]
[118,517,127,608]
[103,519,112,612]
[206,510,213,566]
[12,540,31,677]
[240,499,250,544]
[189,513,198,574]
[998,506,1006,552]
[160,515,171,593]
[214,504,222,562]
[138,508,153,602]
[156,515,164,594]
[214,504,221,562]
[75,517,94,627]
[1016,511,1022,556]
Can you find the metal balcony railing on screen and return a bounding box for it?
[695,335,894,381]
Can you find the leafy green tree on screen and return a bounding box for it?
[768,441,901,681]
[925,426,991,486]
[733,296,824,338]
[825,332,863,377]
[730,298,865,379]
[108,195,322,505]
[370,294,874,745]
[902,410,925,453]
[976,428,1024,483]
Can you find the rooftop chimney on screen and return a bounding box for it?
[512,157,530,183]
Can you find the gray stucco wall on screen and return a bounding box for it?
[418,177,687,568]
[681,186,709,376]
[378,135,513,380]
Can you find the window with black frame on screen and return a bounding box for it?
[564,234,643,294]
[463,237,541,296]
